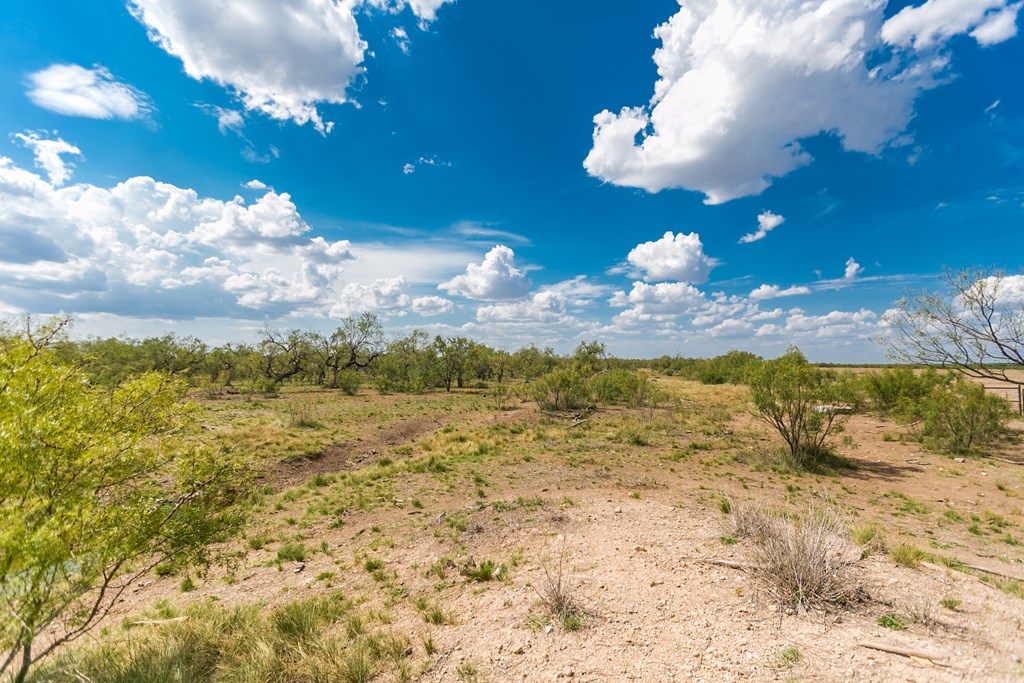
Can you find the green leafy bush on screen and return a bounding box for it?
[334,368,362,395]
[697,350,762,385]
[920,379,1011,454]
[861,367,948,418]
[531,368,592,411]
[589,369,665,409]
[746,348,856,467]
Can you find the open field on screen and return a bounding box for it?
[33,376,1024,682]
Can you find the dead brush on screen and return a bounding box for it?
[534,548,587,630]
[726,495,773,541]
[739,500,861,612]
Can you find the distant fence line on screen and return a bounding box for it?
[983,385,1024,416]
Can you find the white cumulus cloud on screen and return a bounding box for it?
[583,0,982,204]
[739,211,785,244]
[476,290,568,323]
[329,277,412,318]
[843,257,864,281]
[127,0,366,134]
[26,64,152,120]
[0,152,361,318]
[881,0,1022,49]
[626,231,716,283]
[362,0,456,23]
[438,245,530,300]
[411,295,454,316]
[13,131,82,186]
[748,284,811,300]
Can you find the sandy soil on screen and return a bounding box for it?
[96,385,1024,682]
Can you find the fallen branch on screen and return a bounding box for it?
[128,616,188,627]
[990,457,1024,466]
[698,558,751,571]
[959,562,1024,583]
[857,641,949,667]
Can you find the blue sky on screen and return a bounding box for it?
[0,0,1022,361]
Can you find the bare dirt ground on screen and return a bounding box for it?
[98,379,1024,681]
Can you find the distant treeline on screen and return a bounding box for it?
[42,313,915,395]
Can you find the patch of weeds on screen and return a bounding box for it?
[276,542,307,563]
[850,524,879,547]
[887,490,929,515]
[535,549,588,631]
[719,535,739,546]
[153,563,176,577]
[462,559,502,582]
[939,597,961,611]
[345,612,366,639]
[776,647,801,667]
[179,576,196,592]
[877,613,908,631]
[421,632,437,655]
[718,496,732,515]
[423,604,453,625]
[888,542,925,569]
[943,509,963,522]
[456,659,481,682]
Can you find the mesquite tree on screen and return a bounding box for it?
[0,318,250,682]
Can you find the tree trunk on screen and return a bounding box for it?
[14,641,31,683]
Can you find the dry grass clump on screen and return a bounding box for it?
[29,594,417,683]
[735,500,861,612]
[535,551,588,631]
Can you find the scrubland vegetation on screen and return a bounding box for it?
[3,313,1023,681]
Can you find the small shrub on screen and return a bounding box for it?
[287,401,322,429]
[746,348,857,468]
[861,367,947,416]
[535,551,587,631]
[920,378,1012,454]
[728,498,772,541]
[335,368,362,395]
[241,377,279,398]
[531,368,592,412]
[745,502,860,611]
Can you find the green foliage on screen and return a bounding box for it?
[240,377,279,398]
[531,368,592,412]
[372,331,437,394]
[697,350,762,385]
[877,613,908,631]
[29,594,388,683]
[887,542,925,569]
[920,378,1011,454]
[746,348,855,467]
[0,319,251,682]
[861,367,948,419]
[776,647,801,667]
[590,369,666,410]
[939,597,961,610]
[334,369,363,395]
